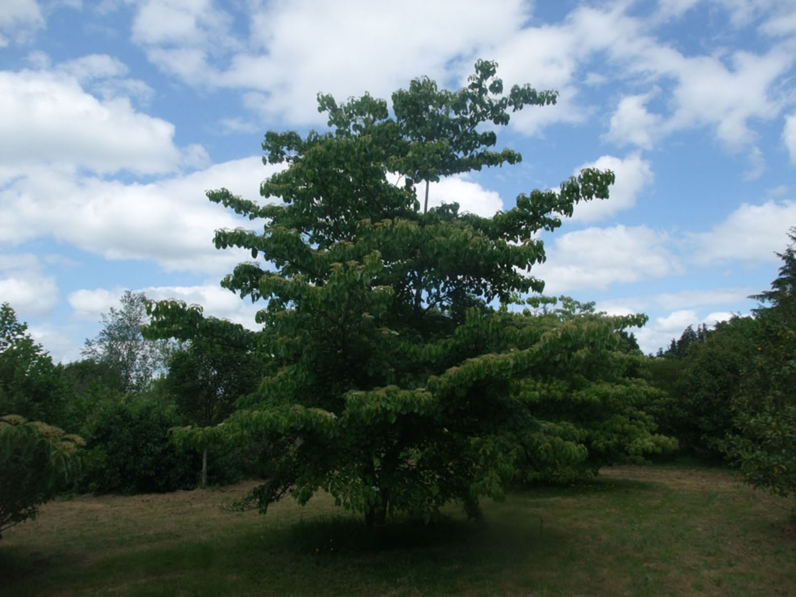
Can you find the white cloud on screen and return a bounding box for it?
[662,50,793,151]
[133,0,529,125]
[784,113,796,165]
[744,146,765,181]
[654,0,701,21]
[219,117,258,134]
[760,9,796,36]
[534,225,681,294]
[691,200,796,264]
[27,323,83,364]
[131,0,236,47]
[0,0,44,44]
[570,154,654,223]
[68,287,125,321]
[426,176,504,218]
[599,287,754,315]
[0,253,58,317]
[606,93,663,150]
[0,158,279,274]
[57,54,129,81]
[633,309,737,355]
[69,283,261,330]
[0,69,180,174]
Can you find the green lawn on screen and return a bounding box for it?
[1,465,794,596]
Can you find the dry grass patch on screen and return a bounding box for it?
[1,464,794,596]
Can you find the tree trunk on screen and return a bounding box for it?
[365,491,389,531]
[423,179,430,214]
[201,448,208,487]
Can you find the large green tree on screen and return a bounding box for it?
[152,61,669,527]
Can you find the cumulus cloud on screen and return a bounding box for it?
[661,49,793,151]
[131,0,529,124]
[426,176,504,217]
[0,253,58,317]
[27,323,83,363]
[569,154,653,223]
[606,93,663,150]
[534,225,681,294]
[690,200,796,264]
[0,69,181,174]
[0,157,279,274]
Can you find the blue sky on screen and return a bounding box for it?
[1,0,795,361]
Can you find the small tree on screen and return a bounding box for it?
[0,415,83,538]
[82,291,172,393]
[165,342,262,485]
[152,60,668,527]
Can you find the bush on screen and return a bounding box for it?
[0,415,83,538]
[79,399,200,494]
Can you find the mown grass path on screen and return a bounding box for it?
[1,465,794,596]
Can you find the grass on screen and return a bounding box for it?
[1,464,794,596]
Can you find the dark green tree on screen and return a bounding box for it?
[648,317,757,459]
[152,61,669,527]
[0,303,68,426]
[165,342,262,485]
[726,230,796,504]
[0,415,83,538]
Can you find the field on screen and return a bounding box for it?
[1,464,794,596]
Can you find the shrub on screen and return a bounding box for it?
[0,415,83,538]
[79,399,200,494]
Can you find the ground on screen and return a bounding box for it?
[1,464,794,596]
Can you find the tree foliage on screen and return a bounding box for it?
[165,342,262,484]
[151,60,670,526]
[79,397,200,495]
[648,318,758,459]
[0,415,83,538]
[82,291,173,394]
[726,230,796,501]
[0,303,68,427]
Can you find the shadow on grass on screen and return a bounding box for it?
[513,475,659,499]
[0,510,570,596]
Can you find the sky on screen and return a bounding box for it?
[1,0,795,362]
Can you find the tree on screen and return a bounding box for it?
[0,303,68,427]
[164,342,262,485]
[648,317,757,459]
[82,291,172,394]
[726,230,796,504]
[152,60,668,527]
[0,415,83,538]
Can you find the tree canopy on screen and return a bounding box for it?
[151,60,671,527]
[726,229,796,501]
[0,303,67,426]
